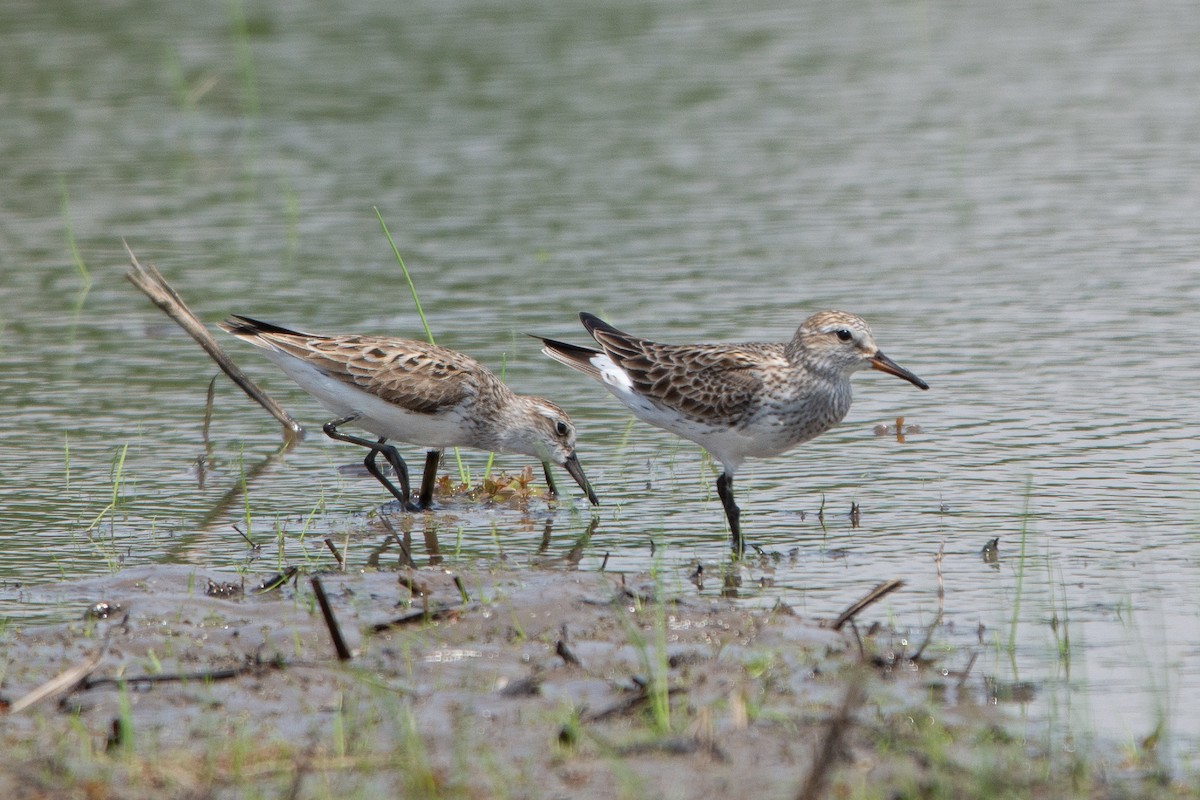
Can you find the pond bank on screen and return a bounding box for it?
[0,563,1189,799]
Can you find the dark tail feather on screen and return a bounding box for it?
[219,315,311,338]
[578,311,648,361]
[534,334,601,361]
[532,333,604,381]
[579,311,631,340]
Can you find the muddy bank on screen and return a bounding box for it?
[0,563,1159,799]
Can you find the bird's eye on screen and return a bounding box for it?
[835,329,853,342]
[555,421,570,437]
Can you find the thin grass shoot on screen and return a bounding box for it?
[374,207,470,485]
[224,0,259,118]
[60,179,91,329]
[85,444,130,538]
[1005,478,1034,675]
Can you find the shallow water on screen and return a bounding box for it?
[2,0,1199,767]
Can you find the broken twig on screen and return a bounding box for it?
[324,538,345,570]
[82,657,284,690]
[794,675,866,800]
[9,638,111,714]
[124,241,303,436]
[831,579,905,631]
[311,576,352,661]
[372,603,470,633]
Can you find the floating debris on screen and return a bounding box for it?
[253,566,299,594]
[84,601,123,620]
[981,537,1000,565]
[984,675,1038,704]
[431,464,551,507]
[873,415,923,443]
[205,579,242,598]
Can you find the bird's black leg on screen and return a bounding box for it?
[323,414,417,510]
[716,472,743,558]
[415,449,441,510]
[366,439,417,509]
[542,461,560,499]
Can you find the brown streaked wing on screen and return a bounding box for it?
[274,333,482,414]
[592,327,776,425]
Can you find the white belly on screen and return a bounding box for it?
[592,353,842,473]
[269,353,469,448]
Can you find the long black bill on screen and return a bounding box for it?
[870,351,929,390]
[560,453,600,505]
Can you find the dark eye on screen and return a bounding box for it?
[835,329,853,342]
[555,421,570,437]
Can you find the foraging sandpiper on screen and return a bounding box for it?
[538,311,926,555]
[221,315,599,509]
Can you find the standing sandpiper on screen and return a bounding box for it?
[221,315,599,509]
[537,311,927,556]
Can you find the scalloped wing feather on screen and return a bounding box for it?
[588,322,782,425]
[263,334,482,414]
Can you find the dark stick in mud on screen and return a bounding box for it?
[372,604,469,632]
[324,538,345,570]
[83,658,285,690]
[311,576,352,662]
[794,676,866,800]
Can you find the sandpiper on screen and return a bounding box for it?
[221,315,599,509]
[538,311,927,556]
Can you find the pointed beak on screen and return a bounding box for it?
[562,452,600,505]
[870,351,929,390]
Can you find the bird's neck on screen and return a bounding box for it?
[484,395,541,458]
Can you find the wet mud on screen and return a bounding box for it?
[0,562,968,799]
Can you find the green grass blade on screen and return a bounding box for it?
[373,208,468,484]
[374,208,434,345]
[224,0,259,118]
[60,179,92,338]
[1007,477,1033,673]
[482,353,506,480]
